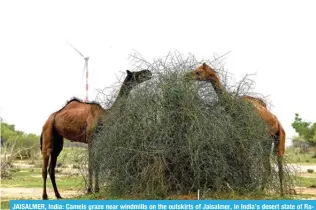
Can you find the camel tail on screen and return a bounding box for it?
[40,115,59,157]
[51,118,63,155]
[273,124,286,157]
[40,132,43,152]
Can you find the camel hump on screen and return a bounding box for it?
[67,97,82,104]
[241,95,267,107]
[55,97,103,114]
[67,97,102,106]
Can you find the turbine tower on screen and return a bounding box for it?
[68,42,90,102]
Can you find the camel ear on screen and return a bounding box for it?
[202,63,207,69]
[126,70,132,75]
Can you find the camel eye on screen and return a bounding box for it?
[196,71,200,75]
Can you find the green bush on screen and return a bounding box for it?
[1,122,40,160]
[92,52,293,197]
[307,169,314,173]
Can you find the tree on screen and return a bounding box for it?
[1,121,40,159]
[292,113,316,157]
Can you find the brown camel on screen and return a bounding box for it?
[186,63,285,195]
[40,69,152,200]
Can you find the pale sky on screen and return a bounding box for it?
[1,0,315,147]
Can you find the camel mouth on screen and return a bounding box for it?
[143,71,153,80]
[147,72,153,78]
[184,71,194,80]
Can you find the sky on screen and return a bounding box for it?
[0,0,315,147]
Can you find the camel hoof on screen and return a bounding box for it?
[56,194,63,199]
[86,188,92,194]
[42,194,48,200]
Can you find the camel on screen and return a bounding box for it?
[40,69,152,200]
[185,63,285,195]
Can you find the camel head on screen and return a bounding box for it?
[126,69,152,84]
[185,63,219,82]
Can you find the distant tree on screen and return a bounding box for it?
[0,136,5,146]
[1,122,21,142]
[292,113,316,157]
[1,121,40,159]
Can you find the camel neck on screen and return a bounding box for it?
[110,78,134,110]
[208,76,238,115]
[117,81,133,99]
[209,76,226,97]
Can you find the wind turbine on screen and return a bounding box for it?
[67,42,90,102]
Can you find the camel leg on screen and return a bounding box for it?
[94,163,100,193]
[41,128,52,200]
[87,143,93,194]
[261,153,271,192]
[41,115,56,200]
[42,153,50,200]
[277,155,284,196]
[94,121,104,193]
[49,152,62,199]
[273,131,284,196]
[47,125,63,199]
[261,140,272,192]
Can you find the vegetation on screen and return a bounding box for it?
[291,113,316,157]
[1,121,41,179]
[295,176,316,188]
[92,52,294,198]
[286,147,316,164]
[1,122,40,159]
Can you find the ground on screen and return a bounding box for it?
[1,151,316,209]
[2,161,316,199]
[0,187,78,200]
[1,158,84,209]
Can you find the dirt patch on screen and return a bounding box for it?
[31,174,71,178]
[294,187,316,199]
[0,187,82,200]
[12,162,34,169]
[299,172,316,178]
[290,164,316,173]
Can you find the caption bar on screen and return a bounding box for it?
[10,200,315,210]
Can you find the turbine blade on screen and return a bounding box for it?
[67,41,85,58]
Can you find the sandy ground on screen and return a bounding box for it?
[293,187,316,200]
[1,186,315,200]
[1,161,83,200]
[0,187,81,200]
[290,164,316,172]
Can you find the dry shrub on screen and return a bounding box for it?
[91,51,294,198]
